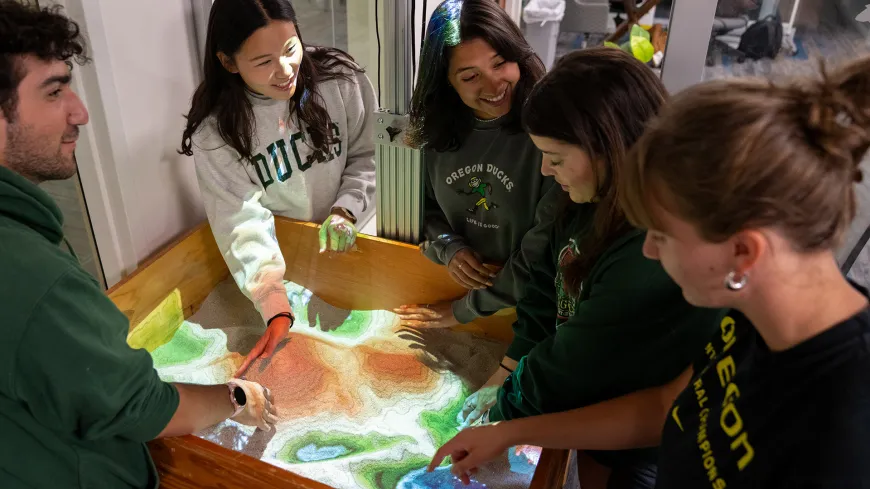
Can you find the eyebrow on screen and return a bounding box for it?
[40,74,71,89]
[455,53,501,75]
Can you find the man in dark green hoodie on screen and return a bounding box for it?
[0,3,278,488]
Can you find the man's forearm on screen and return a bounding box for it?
[156,384,234,438]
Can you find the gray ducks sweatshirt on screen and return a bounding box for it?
[192,67,377,325]
[423,117,559,323]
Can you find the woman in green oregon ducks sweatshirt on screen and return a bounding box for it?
[455,49,724,488]
[395,0,560,328]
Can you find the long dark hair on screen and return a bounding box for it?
[406,0,545,152]
[179,0,362,160]
[523,48,668,296]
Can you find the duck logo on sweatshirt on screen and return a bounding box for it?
[456,177,500,215]
[249,123,342,189]
[555,238,581,323]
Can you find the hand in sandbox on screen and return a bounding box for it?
[457,385,499,429]
[428,423,514,485]
[393,301,460,329]
[457,364,512,428]
[229,378,280,431]
[234,315,292,377]
[319,213,357,253]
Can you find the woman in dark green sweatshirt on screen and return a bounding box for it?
[456,48,723,488]
[395,0,559,329]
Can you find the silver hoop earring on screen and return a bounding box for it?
[724,271,748,291]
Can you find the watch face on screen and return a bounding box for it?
[233,386,247,406]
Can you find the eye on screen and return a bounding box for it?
[649,232,666,243]
[461,74,478,83]
[48,88,63,99]
[257,59,271,67]
[549,159,562,167]
[495,60,507,68]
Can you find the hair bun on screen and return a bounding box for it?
[797,60,870,182]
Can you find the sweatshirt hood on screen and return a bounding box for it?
[0,166,64,244]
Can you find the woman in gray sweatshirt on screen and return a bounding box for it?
[179,0,377,375]
[397,0,558,333]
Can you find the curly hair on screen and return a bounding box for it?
[0,0,89,120]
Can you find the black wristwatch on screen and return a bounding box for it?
[227,382,247,418]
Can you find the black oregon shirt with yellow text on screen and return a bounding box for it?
[657,300,870,489]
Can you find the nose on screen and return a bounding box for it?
[279,56,296,78]
[642,233,659,260]
[69,91,89,126]
[480,72,500,95]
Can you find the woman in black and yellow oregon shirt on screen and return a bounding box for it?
[431,55,870,488]
[453,48,723,489]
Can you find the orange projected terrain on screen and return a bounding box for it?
[140,279,542,489]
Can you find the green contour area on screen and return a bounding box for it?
[151,322,212,368]
[419,385,469,461]
[328,310,370,338]
[353,453,431,489]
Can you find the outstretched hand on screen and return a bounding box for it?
[394,301,459,329]
[234,316,292,377]
[428,423,513,485]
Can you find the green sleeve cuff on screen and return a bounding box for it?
[487,401,506,423]
[452,297,477,324]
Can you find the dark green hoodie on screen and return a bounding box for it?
[0,167,179,488]
[490,203,723,466]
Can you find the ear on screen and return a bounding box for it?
[730,229,766,277]
[217,52,239,74]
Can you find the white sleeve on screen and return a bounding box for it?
[192,128,291,324]
[332,70,377,221]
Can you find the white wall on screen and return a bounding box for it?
[52,0,205,286]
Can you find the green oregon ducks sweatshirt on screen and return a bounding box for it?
[422,117,558,324]
[0,166,179,488]
[490,203,723,465]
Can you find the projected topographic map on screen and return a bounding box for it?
[130,279,541,489]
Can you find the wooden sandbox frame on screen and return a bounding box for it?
[107,217,570,489]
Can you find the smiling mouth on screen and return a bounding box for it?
[273,72,299,91]
[480,87,508,104]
